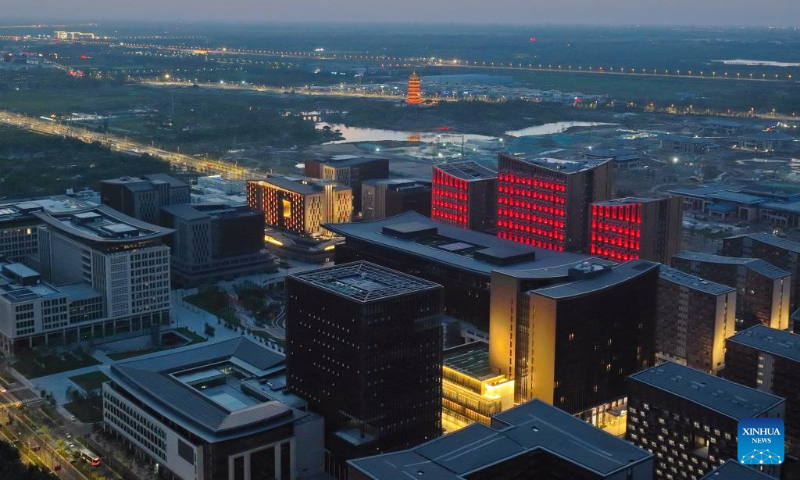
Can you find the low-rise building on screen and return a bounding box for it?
[656,266,736,374]
[349,399,655,480]
[103,337,324,480]
[738,132,794,152]
[361,178,431,221]
[660,134,716,155]
[671,252,790,331]
[699,460,774,479]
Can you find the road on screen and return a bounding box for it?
[0,109,258,180]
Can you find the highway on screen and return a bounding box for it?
[0,110,257,180]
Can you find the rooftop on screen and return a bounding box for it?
[739,132,794,141]
[254,176,350,195]
[0,262,61,303]
[700,460,775,479]
[658,266,736,296]
[761,201,800,214]
[289,261,442,303]
[727,232,800,254]
[661,134,715,145]
[593,196,665,207]
[0,195,97,226]
[324,211,603,279]
[161,203,259,222]
[33,205,173,244]
[629,362,785,421]
[101,173,188,189]
[501,154,610,174]
[672,252,790,280]
[108,338,305,442]
[728,325,800,363]
[443,343,495,380]
[532,260,658,300]
[434,161,497,181]
[348,399,651,480]
[313,155,388,167]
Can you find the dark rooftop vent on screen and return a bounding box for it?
[474,247,536,266]
[568,262,611,279]
[382,222,438,239]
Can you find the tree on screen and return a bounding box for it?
[0,439,58,479]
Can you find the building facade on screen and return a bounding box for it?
[656,266,736,374]
[627,362,785,480]
[361,179,431,221]
[497,154,612,252]
[305,156,389,214]
[286,262,443,476]
[246,177,352,237]
[103,337,324,480]
[160,204,272,286]
[431,162,497,231]
[723,325,800,456]
[591,197,683,263]
[671,252,790,331]
[100,174,190,224]
[349,399,654,480]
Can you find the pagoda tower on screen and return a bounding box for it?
[405,71,423,105]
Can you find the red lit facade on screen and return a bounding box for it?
[431,162,496,231]
[496,154,612,252]
[406,71,423,105]
[590,197,683,263]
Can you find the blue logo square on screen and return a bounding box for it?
[738,417,784,465]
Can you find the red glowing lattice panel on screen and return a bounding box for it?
[590,203,642,261]
[431,167,470,228]
[496,171,566,251]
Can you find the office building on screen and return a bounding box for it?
[160,204,272,286]
[660,135,716,155]
[286,262,443,474]
[305,156,389,213]
[0,206,172,354]
[656,266,736,374]
[491,260,658,423]
[349,399,654,480]
[700,460,774,480]
[196,175,247,195]
[737,132,794,152]
[497,154,612,252]
[723,325,800,455]
[100,174,190,224]
[103,337,324,480]
[671,252,790,331]
[627,362,785,480]
[591,197,683,263]
[441,342,514,432]
[432,162,497,231]
[723,232,800,312]
[246,176,352,237]
[361,179,431,221]
[325,211,602,334]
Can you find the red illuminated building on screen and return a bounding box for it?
[590,197,683,263]
[497,154,612,252]
[432,162,497,231]
[405,71,423,105]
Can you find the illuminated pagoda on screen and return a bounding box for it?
[405,71,423,105]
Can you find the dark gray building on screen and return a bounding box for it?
[305,155,389,213]
[101,173,191,224]
[627,362,785,479]
[160,203,272,286]
[700,460,775,479]
[349,399,655,480]
[361,179,431,221]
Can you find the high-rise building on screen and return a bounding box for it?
[656,266,736,374]
[246,176,352,237]
[497,154,612,252]
[325,211,602,334]
[305,156,389,214]
[490,260,659,423]
[160,203,272,286]
[723,325,800,456]
[627,362,785,480]
[349,399,655,480]
[700,460,775,480]
[405,71,423,105]
[0,206,172,354]
[100,174,190,224]
[361,179,431,221]
[103,338,325,480]
[722,232,800,312]
[286,262,443,474]
[431,162,497,231]
[671,252,790,331]
[590,197,683,263]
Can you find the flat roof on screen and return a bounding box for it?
[532,260,658,300]
[33,205,173,244]
[108,338,302,442]
[726,232,800,254]
[629,362,785,421]
[254,176,349,195]
[659,266,736,296]
[348,399,651,480]
[707,191,765,205]
[728,325,800,363]
[102,174,188,189]
[314,155,388,167]
[0,195,97,226]
[761,201,800,214]
[501,154,610,174]
[739,132,794,141]
[661,134,715,145]
[672,252,790,280]
[700,459,775,479]
[434,161,496,181]
[443,343,495,380]
[324,212,602,279]
[289,261,441,303]
[593,197,666,207]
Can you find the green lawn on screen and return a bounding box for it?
[68,371,110,393]
[12,351,100,379]
[63,396,103,424]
